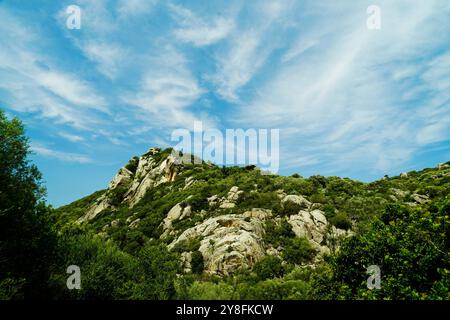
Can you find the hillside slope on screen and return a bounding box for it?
[53,147,450,299]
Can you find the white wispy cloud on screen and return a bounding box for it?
[59,132,85,142]
[121,46,211,130]
[209,0,295,101]
[116,0,158,17]
[0,7,108,129]
[34,71,107,111]
[32,145,93,163]
[1,0,449,185]
[81,41,127,79]
[170,3,234,47]
[232,0,450,175]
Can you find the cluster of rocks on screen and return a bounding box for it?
[169,209,271,275]
[389,188,431,206]
[166,193,349,275]
[207,186,244,209]
[78,148,180,222]
[161,202,194,238]
[77,148,352,276]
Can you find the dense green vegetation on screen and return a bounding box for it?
[1,110,449,300]
[0,110,57,299]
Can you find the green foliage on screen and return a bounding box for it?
[181,281,236,300]
[240,279,311,299]
[315,199,450,299]
[191,251,204,275]
[278,201,303,216]
[49,233,141,299]
[4,110,450,300]
[253,256,284,280]
[263,219,296,247]
[133,244,180,299]
[0,110,57,299]
[172,238,202,253]
[50,233,181,300]
[329,212,352,230]
[283,238,316,265]
[125,156,139,173]
[107,184,129,207]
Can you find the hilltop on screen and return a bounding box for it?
[50,147,450,299]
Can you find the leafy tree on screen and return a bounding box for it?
[316,200,450,299]
[0,110,56,299]
[253,256,284,280]
[283,238,316,265]
[49,232,141,300]
[134,244,180,299]
[329,212,352,230]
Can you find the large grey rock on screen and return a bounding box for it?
[282,195,311,209]
[77,167,134,222]
[169,210,270,275]
[78,149,184,222]
[207,186,244,209]
[125,154,179,207]
[77,195,110,223]
[161,202,193,238]
[412,193,430,204]
[288,209,348,254]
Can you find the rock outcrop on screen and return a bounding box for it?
[282,194,311,209]
[169,209,272,275]
[74,147,352,276]
[161,202,193,238]
[168,205,347,274]
[207,186,244,210]
[78,148,183,222]
[288,209,348,255]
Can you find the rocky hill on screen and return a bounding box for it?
[55,147,450,280]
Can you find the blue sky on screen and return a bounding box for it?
[0,0,449,207]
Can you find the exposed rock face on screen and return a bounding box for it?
[129,218,141,229]
[109,167,133,190]
[161,202,193,238]
[288,209,347,255]
[391,188,408,199]
[78,148,182,222]
[78,195,111,223]
[124,153,178,207]
[77,167,134,223]
[75,147,353,276]
[207,186,244,210]
[183,176,196,190]
[282,194,311,209]
[168,205,347,274]
[180,252,193,273]
[169,209,272,275]
[412,193,430,204]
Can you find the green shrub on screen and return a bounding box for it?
[330,212,352,230]
[263,219,296,247]
[253,256,284,280]
[317,198,450,299]
[240,279,310,300]
[191,251,204,274]
[283,238,316,265]
[125,156,139,173]
[279,201,303,216]
[184,281,235,300]
[172,238,202,253]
